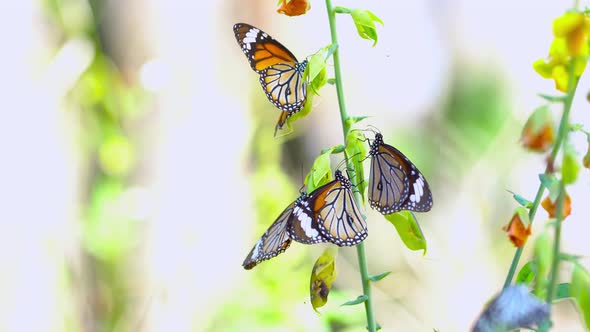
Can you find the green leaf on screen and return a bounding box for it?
[305,46,330,95]
[305,150,333,193]
[334,6,351,14]
[559,252,582,263]
[562,144,580,185]
[341,294,368,306]
[570,265,590,329]
[310,247,338,312]
[326,43,338,60]
[368,271,391,282]
[281,89,315,132]
[508,190,533,208]
[345,131,368,201]
[533,230,552,298]
[321,144,345,154]
[345,115,371,127]
[538,93,567,102]
[327,78,336,85]
[384,211,427,254]
[515,206,530,225]
[539,174,560,202]
[555,283,571,301]
[516,261,537,285]
[350,9,384,46]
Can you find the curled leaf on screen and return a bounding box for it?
[305,150,333,193]
[472,285,550,332]
[502,207,532,247]
[541,191,571,219]
[310,247,338,312]
[345,130,368,201]
[305,46,330,95]
[282,88,315,131]
[384,211,427,254]
[521,105,555,153]
[350,9,383,46]
[277,0,311,16]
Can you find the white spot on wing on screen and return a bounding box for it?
[413,179,423,203]
[252,238,262,259]
[294,206,318,238]
[243,28,260,50]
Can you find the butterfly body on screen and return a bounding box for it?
[368,133,433,214]
[233,23,308,130]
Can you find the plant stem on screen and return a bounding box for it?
[545,182,565,304]
[325,0,376,331]
[502,71,578,289]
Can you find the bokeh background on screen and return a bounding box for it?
[1,0,589,331]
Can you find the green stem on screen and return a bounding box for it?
[546,182,565,304]
[539,71,576,329]
[325,0,376,331]
[502,70,578,289]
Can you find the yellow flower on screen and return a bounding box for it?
[553,12,590,56]
[534,12,590,92]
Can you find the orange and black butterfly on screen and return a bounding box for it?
[233,23,308,131]
[368,133,433,214]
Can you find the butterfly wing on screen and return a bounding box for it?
[368,134,433,214]
[234,23,299,73]
[309,171,368,246]
[233,23,307,129]
[242,202,294,270]
[260,62,307,114]
[287,193,329,244]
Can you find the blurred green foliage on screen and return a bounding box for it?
[43,0,149,330]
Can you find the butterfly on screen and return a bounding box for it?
[243,170,368,269]
[243,193,327,270]
[307,170,368,246]
[233,23,308,131]
[368,133,433,214]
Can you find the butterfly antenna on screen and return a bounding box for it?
[335,158,348,172]
[367,124,381,135]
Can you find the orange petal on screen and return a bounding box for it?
[522,125,555,152]
[541,192,572,219]
[277,0,311,16]
[583,148,590,169]
[503,213,532,247]
[521,106,555,153]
